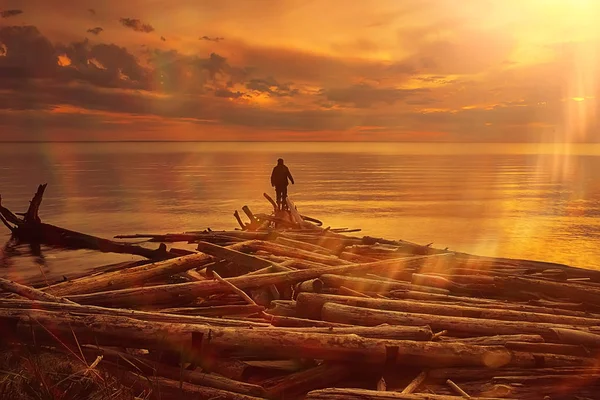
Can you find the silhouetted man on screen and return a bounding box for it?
[271,158,294,211]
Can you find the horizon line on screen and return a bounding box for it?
[0,140,598,144]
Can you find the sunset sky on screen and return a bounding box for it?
[0,0,599,141]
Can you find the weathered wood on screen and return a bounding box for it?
[196,240,274,275]
[446,379,471,398]
[263,362,352,399]
[44,251,214,296]
[0,277,75,304]
[268,315,350,328]
[241,240,350,266]
[318,302,600,344]
[83,346,266,397]
[295,292,600,326]
[401,371,427,394]
[338,286,371,298]
[268,300,297,317]
[114,368,265,400]
[296,278,324,294]
[321,275,451,295]
[0,308,511,368]
[439,334,545,345]
[275,236,333,255]
[280,324,434,340]
[306,388,505,400]
[66,255,441,307]
[0,298,268,327]
[495,276,600,305]
[427,366,600,382]
[158,304,265,317]
[503,341,592,357]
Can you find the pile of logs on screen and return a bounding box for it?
[1,185,600,399]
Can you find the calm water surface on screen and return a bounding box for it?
[2,142,600,282]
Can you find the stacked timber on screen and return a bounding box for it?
[0,186,599,399]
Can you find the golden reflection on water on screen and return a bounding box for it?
[1,142,600,281]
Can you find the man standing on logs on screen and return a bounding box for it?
[271,158,295,211]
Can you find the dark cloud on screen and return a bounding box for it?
[215,89,243,98]
[160,36,166,41]
[119,18,154,33]
[321,83,427,108]
[200,36,224,42]
[245,77,298,97]
[0,10,23,18]
[88,8,96,16]
[87,27,103,35]
[0,26,57,80]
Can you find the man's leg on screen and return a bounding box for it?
[281,186,288,210]
[275,187,282,210]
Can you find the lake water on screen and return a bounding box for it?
[2,142,600,282]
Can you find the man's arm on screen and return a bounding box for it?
[287,168,295,184]
[270,168,276,187]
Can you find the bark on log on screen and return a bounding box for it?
[321,275,451,295]
[295,292,600,326]
[389,289,598,318]
[66,255,441,307]
[158,304,265,317]
[196,240,274,275]
[279,324,434,340]
[44,251,215,296]
[0,277,75,304]
[503,341,592,357]
[82,346,266,397]
[240,240,350,266]
[318,302,600,344]
[0,298,268,327]
[114,368,265,400]
[0,308,511,368]
[495,276,600,305]
[306,388,505,400]
[438,334,545,345]
[427,366,600,382]
[275,236,333,255]
[262,362,352,399]
[268,315,350,328]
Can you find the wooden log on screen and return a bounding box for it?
[508,351,596,367]
[158,304,265,317]
[280,324,434,340]
[234,210,246,229]
[317,302,600,344]
[268,300,298,317]
[295,292,600,326]
[83,346,266,397]
[263,362,352,399]
[446,379,471,398]
[389,289,599,318]
[44,251,215,296]
[114,368,265,400]
[275,236,333,255]
[296,278,324,294]
[438,334,545,345]
[495,276,600,305]
[196,240,274,275]
[338,286,371,298]
[321,275,451,295]
[0,298,268,327]
[241,240,350,266]
[1,308,511,368]
[269,315,350,328]
[503,341,592,357]
[306,388,506,400]
[263,192,278,212]
[401,371,427,394]
[0,277,75,304]
[66,255,443,307]
[427,366,600,382]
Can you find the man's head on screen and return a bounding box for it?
[277,158,284,165]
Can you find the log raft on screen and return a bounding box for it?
[0,185,599,399]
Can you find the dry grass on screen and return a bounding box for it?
[0,346,138,400]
